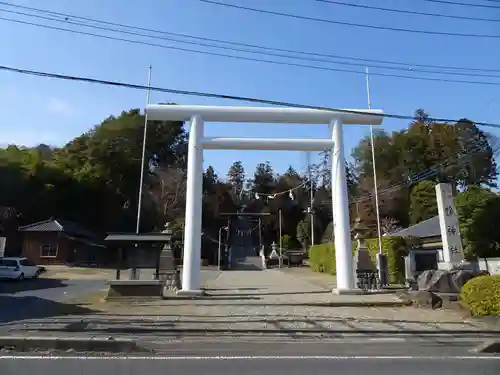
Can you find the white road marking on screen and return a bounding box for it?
[0,355,499,360]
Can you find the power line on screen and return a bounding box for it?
[418,0,500,9]
[1,0,498,74]
[4,7,500,80]
[3,16,500,87]
[317,0,500,23]
[318,138,500,206]
[198,0,500,39]
[1,63,500,128]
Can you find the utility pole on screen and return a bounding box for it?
[132,65,152,280]
[365,68,383,257]
[306,152,315,245]
[278,208,283,267]
[258,217,262,251]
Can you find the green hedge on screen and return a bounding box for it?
[309,236,414,284]
[460,275,500,316]
[308,242,356,275]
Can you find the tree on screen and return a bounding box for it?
[321,221,334,243]
[453,119,498,188]
[455,187,500,259]
[0,109,187,234]
[351,109,498,232]
[55,109,187,231]
[296,219,310,250]
[149,166,187,223]
[380,217,401,235]
[409,180,438,224]
[227,161,245,195]
[251,161,275,194]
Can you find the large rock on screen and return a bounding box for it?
[417,269,477,293]
[413,290,443,309]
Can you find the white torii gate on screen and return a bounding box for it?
[146,104,383,295]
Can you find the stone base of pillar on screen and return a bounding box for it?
[333,288,392,295]
[437,262,454,271]
[176,289,206,297]
[332,288,366,295]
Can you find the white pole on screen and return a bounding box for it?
[279,209,283,268]
[135,65,152,234]
[365,68,383,257]
[307,152,315,246]
[131,65,152,281]
[218,227,223,270]
[331,118,355,292]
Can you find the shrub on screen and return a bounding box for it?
[366,236,411,284]
[281,235,300,250]
[460,275,500,316]
[308,242,356,275]
[309,236,413,284]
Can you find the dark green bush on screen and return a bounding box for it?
[309,236,412,284]
[460,275,500,316]
[366,236,412,284]
[309,243,339,274]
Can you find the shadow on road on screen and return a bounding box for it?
[209,290,330,297]
[0,295,97,324]
[180,295,262,301]
[205,288,260,291]
[15,313,500,337]
[231,263,263,271]
[0,278,68,294]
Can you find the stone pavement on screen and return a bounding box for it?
[1,268,499,339]
[276,266,338,289]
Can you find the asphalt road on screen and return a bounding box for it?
[0,268,220,325]
[0,330,499,374]
[0,279,106,302]
[1,356,499,375]
[0,279,106,325]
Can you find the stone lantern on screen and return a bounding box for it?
[158,221,180,294]
[352,217,370,249]
[351,217,377,291]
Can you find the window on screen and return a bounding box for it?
[19,259,36,267]
[0,259,18,268]
[40,244,58,258]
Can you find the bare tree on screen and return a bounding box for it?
[147,165,187,223]
[380,217,401,235]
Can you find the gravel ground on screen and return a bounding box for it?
[2,268,498,337]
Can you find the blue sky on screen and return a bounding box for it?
[2,0,500,178]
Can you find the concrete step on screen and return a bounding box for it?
[233,256,264,270]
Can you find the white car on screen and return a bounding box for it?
[0,257,42,280]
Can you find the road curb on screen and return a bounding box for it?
[472,340,500,353]
[299,301,411,307]
[23,327,500,337]
[0,336,146,353]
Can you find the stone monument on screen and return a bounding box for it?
[435,183,464,270]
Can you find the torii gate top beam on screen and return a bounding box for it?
[146,104,384,125]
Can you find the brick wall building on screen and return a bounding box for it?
[19,217,113,266]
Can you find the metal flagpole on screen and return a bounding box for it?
[365,68,383,257]
[136,65,153,233]
[132,65,152,280]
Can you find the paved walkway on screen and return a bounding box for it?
[276,267,337,289]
